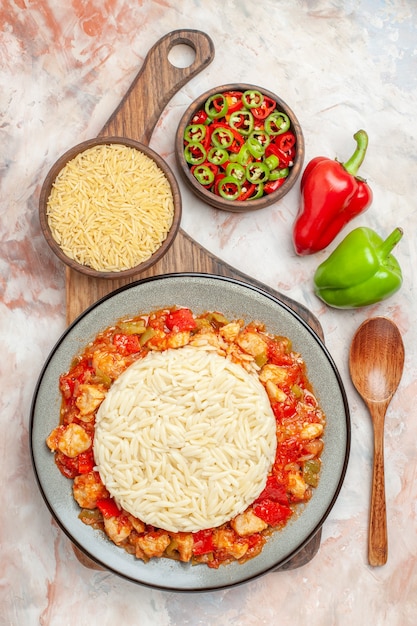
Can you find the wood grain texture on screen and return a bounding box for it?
[66,30,322,572]
[349,317,405,567]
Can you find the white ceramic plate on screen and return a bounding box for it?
[30,274,350,591]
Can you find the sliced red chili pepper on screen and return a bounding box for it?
[237,182,256,201]
[265,143,294,168]
[223,90,244,113]
[165,308,197,332]
[276,131,296,151]
[191,109,209,125]
[251,95,276,120]
[213,172,226,195]
[96,498,122,518]
[263,178,287,194]
[252,499,292,526]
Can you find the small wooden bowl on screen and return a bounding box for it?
[39,137,182,279]
[175,84,304,213]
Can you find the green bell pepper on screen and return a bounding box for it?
[313,227,403,308]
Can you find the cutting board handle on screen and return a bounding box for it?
[100,29,215,144]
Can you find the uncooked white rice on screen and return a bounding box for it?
[46,143,174,272]
[94,345,277,533]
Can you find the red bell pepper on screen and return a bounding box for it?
[96,497,122,518]
[292,130,373,255]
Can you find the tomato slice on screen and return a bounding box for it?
[112,333,141,354]
[255,475,288,505]
[252,499,292,526]
[165,308,197,332]
[192,529,215,555]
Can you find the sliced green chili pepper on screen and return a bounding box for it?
[265,111,291,136]
[246,162,270,184]
[242,90,264,109]
[192,164,216,186]
[184,124,207,143]
[229,110,254,136]
[246,136,266,159]
[226,162,246,182]
[236,143,253,167]
[218,176,241,200]
[184,142,207,165]
[205,93,228,119]
[211,127,234,149]
[249,182,264,199]
[265,154,279,171]
[269,166,289,181]
[249,129,270,150]
[139,327,156,346]
[313,227,403,308]
[207,147,228,165]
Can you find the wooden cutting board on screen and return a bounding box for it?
[65,29,321,572]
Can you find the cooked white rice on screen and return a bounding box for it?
[94,346,277,532]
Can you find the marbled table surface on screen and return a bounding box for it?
[1,1,416,624]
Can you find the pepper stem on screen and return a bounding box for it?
[343,129,369,177]
[379,227,404,258]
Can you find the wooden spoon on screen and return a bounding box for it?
[349,317,404,566]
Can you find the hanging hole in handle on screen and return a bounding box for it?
[168,43,196,69]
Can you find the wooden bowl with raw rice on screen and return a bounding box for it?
[39,137,181,279]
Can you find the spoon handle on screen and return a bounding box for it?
[368,402,388,566]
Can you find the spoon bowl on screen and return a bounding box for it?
[349,316,404,566]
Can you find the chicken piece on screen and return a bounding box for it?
[264,379,287,403]
[189,328,223,350]
[46,423,91,458]
[288,471,308,500]
[73,471,109,509]
[235,331,268,358]
[136,531,171,558]
[214,528,248,560]
[219,321,242,343]
[103,514,132,545]
[128,515,146,534]
[300,423,324,440]
[259,363,288,385]
[146,329,168,351]
[92,350,127,380]
[166,331,191,349]
[75,384,106,416]
[230,508,268,536]
[169,532,194,562]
